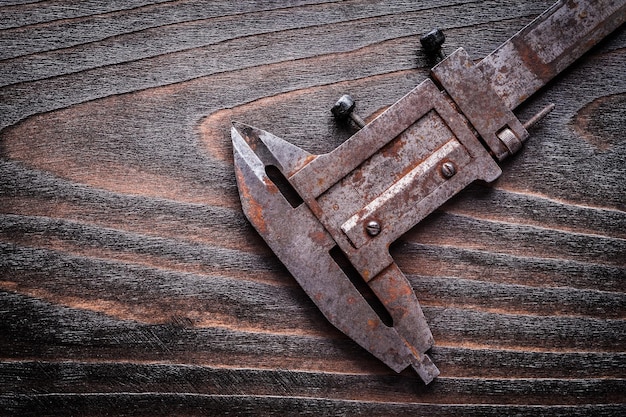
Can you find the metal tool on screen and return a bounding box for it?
[232,0,625,384]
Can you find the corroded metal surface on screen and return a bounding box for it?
[478,0,626,109]
[232,0,625,384]
[432,48,528,160]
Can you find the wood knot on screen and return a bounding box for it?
[571,93,625,152]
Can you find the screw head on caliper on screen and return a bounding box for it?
[366,220,381,236]
[441,161,456,178]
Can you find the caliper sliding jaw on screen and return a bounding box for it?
[232,0,625,384]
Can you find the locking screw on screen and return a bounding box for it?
[497,103,556,156]
[420,28,446,61]
[331,94,366,129]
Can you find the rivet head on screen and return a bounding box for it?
[441,161,456,178]
[366,220,381,236]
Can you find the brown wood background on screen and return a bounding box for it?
[1,1,625,415]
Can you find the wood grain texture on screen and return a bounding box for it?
[0,0,624,415]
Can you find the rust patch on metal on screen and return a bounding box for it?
[235,168,268,234]
[308,229,328,245]
[511,37,555,83]
[381,135,406,160]
[367,318,379,329]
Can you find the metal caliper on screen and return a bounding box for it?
[231,0,625,384]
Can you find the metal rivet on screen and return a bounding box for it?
[441,161,456,178]
[366,220,381,236]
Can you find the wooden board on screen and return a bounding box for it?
[1,0,624,415]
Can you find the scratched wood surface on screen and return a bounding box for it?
[1,0,625,415]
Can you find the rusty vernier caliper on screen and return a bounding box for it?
[232,0,625,384]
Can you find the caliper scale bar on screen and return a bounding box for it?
[232,0,625,384]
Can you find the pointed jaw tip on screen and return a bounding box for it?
[230,122,259,154]
[230,122,246,149]
[231,120,248,130]
[230,121,263,148]
[230,121,247,139]
[231,122,268,184]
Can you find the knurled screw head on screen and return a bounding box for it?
[420,28,446,59]
[332,95,355,118]
[366,220,381,237]
[331,94,366,128]
[441,161,456,178]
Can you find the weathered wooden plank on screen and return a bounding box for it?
[449,185,626,238]
[0,0,174,30]
[1,361,625,405]
[3,230,624,322]
[0,1,557,125]
[0,0,624,415]
[0,0,340,56]
[411,275,625,318]
[1,394,624,417]
[1,280,623,361]
[397,244,625,293]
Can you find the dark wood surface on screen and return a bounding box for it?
[1,1,624,415]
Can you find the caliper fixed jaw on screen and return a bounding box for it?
[232,122,439,384]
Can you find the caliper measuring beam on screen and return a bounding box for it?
[232,0,625,384]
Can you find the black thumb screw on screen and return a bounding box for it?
[331,94,366,129]
[420,28,446,61]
